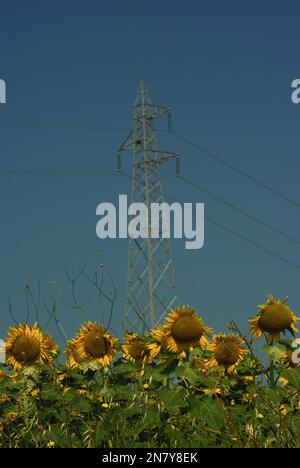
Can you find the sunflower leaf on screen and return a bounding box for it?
[176,365,208,386]
[159,386,187,413]
[281,368,300,389]
[191,399,225,430]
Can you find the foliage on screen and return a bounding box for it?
[2,274,300,448]
[1,338,300,448]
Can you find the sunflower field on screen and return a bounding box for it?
[1,297,300,448]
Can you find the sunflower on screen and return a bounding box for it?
[5,323,58,371]
[65,341,84,368]
[155,305,212,354]
[123,333,152,365]
[249,295,300,344]
[206,334,247,374]
[147,326,171,360]
[65,322,118,369]
[44,334,58,356]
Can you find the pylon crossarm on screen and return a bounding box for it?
[133,150,178,167]
[134,104,170,119]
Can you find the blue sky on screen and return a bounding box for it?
[0,1,300,349]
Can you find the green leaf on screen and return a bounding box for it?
[156,358,179,375]
[176,365,203,386]
[62,389,79,402]
[281,367,300,389]
[110,383,132,400]
[191,400,225,431]
[160,386,187,413]
[293,416,300,442]
[41,385,61,400]
[263,344,286,362]
[72,398,92,414]
[264,387,285,405]
[144,405,161,426]
[20,366,41,381]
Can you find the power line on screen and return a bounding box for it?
[0,123,130,131]
[0,165,298,270]
[2,164,300,249]
[0,168,119,176]
[2,166,299,249]
[178,175,300,246]
[118,170,300,271]
[1,121,299,210]
[205,215,300,271]
[170,130,300,210]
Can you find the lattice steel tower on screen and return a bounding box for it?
[118,80,180,333]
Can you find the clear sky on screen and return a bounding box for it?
[0,1,300,349]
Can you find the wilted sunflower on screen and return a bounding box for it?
[206,334,247,374]
[65,322,118,369]
[123,333,152,365]
[155,305,212,354]
[5,323,58,371]
[147,326,170,360]
[249,295,300,344]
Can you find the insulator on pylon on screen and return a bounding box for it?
[176,156,180,175]
[117,153,122,171]
[167,112,172,130]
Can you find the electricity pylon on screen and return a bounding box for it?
[118,80,180,333]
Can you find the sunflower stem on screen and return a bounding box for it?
[265,335,276,388]
[269,337,276,388]
[269,360,276,388]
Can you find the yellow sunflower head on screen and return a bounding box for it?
[44,334,58,357]
[157,305,212,354]
[65,322,118,369]
[5,323,58,371]
[123,333,152,365]
[65,340,84,368]
[249,295,300,344]
[206,334,247,374]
